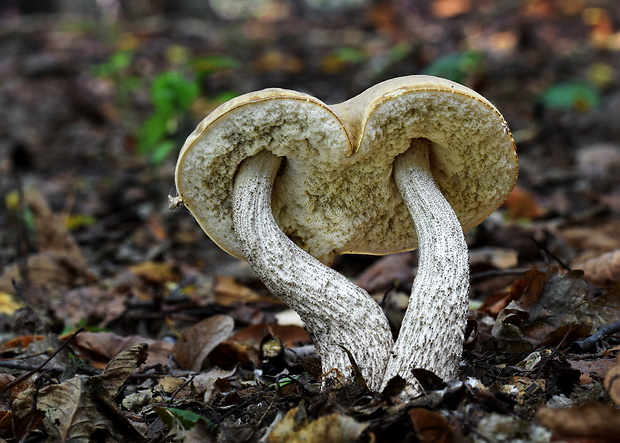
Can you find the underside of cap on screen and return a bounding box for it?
[174,75,518,265]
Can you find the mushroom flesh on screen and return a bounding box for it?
[172,75,517,392]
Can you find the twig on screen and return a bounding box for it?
[0,327,85,393]
[530,236,572,272]
[571,319,620,353]
[533,326,572,379]
[208,374,299,433]
[469,268,531,282]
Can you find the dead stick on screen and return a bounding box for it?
[0,327,85,393]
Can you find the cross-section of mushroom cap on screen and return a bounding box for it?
[174,75,517,265]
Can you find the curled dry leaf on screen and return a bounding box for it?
[536,402,620,440]
[604,353,620,404]
[575,249,620,287]
[173,314,235,371]
[98,343,149,397]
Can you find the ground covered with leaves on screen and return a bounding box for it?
[1,0,620,441]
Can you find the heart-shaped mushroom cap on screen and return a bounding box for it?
[174,75,517,264]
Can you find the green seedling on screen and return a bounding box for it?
[137,71,200,166]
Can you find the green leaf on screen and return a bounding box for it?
[150,140,176,165]
[540,82,602,111]
[92,50,133,78]
[422,51,483,83]
[331,47,367,64]
[137,113,169,154]
[154,406,209,431]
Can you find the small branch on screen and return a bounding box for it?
[571,320,620,353]
[530,236,572,272]
[470,268,531,282]
[0,327,85,393]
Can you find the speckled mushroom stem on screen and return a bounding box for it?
[232,150,394,392]
[382,139,470,390]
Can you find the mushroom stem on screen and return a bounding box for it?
[232,150,394,392]
[382,139,470,390]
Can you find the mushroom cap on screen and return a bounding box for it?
[174,75,518,265]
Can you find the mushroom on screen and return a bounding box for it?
[172,76,517,392]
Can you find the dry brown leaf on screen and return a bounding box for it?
[37,375,115,442]
[0,190,97,297]
[575,250,620,287]
[266,404,368,443]
[173,315,235,371]
[210,323,311,367]
[560,220,620,252]
[213,275,268,306]
[12,386,43,440]
[353,252,413,293]
[469,247,519,270]
[52,286,127,328]
[0,252,97,295]
[568,357,617,383]
[503,185,544,219]
[129,261,177,284]
[604,353,620,404]
[72,331,173,368]
[492,268,593,350]
[587,282,620,326]
[408,408,460,443]
[536,402,620,440]
[98,343,149,397]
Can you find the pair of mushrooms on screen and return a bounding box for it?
[172,75,517,393]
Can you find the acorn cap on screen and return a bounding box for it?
[174,75,518,264]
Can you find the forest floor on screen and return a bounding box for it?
[1,1,620,441]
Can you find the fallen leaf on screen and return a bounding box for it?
[72,331,173,367]
[537,402,620,440]
[588,282,620,325]
[193,367,237,404]
[492,268,593,350]
[266,403,368,443]
[469,247,519,270]
[0,292,24,315]
[210,323,311,367]
[575,250,620,286]
[503,185,544,219]
[560,220,620,252]
[98,343,149,397]
[51,286,127,328]
[129,261,177,284]
[354,252,413,293]
[604,353,620,404]
[37,375,116,442]
[173,315,235,371]
[408,408,459,443]
[0,252,97,296]
[213,275,272,306]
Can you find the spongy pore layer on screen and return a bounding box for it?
[174,75,518,264]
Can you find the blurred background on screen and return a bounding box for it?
[1,0,620,311]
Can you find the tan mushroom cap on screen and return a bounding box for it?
[174,75,518,265]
